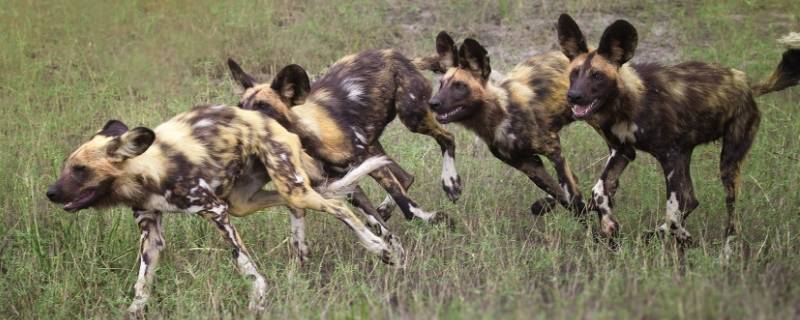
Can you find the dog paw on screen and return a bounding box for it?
[430,211,457,230]
[442,175,463,203]
[377,196,396,221]
[530,197,557,216]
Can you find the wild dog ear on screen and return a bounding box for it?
[557,14,589,61]
[227,58,257,89]
[271,64,310,106]
[597,20,638,66]
[436,31,458,70]
[107,127,155,161]
[98,120,129,137]
[458,38,491,82]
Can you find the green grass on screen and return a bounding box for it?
[1,0,799,318]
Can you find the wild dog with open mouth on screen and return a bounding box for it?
[557,14,800,249]
[427,32,590,224]
[228,48,459,224]
[45,104,404,316]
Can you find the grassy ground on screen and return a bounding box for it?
[1,0,799,318]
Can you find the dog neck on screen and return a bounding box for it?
[112,145,169,207]
[593,64,645,126]
[462,80,510,142]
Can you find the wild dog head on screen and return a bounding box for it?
[428,32,493,124]
[46,120,155,212]
[227,59,310,126]
[556,14,638,119]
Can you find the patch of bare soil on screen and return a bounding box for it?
[387,1,684,72]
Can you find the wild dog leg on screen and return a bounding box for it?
[396,92,461,202]
[546,150,589,218]
[260,136,404,266]
[654,152,698,245]
[187,192,267,312]
[590,146,636,238]
[512,156,575,211]
[349,185,389,235]
[369,165,440,223]
[288,207,310,264]
[127,210,165,317]
[227,158,285,217]
[719,113,758,262]
[368,143,415,219]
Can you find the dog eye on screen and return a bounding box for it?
[453,81,467,90]
[570,69,579,80]
[72,165,86,172]
[591,71,604,80]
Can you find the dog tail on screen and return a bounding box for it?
[752,32,800,96]
[318,156,391,198]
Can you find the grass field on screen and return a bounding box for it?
[1,0,799,318]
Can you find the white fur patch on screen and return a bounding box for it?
[592,179,611,213]
[352,126,367,144]
[342,77,364,102]
[666,192,680,223]
[561,183,571,201]
[193,118,215,129]
[441,151,458,188]
[611,121,638,143]
[408,204,436,221]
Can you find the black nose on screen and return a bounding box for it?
[567,91,584,104]
[429,99,441,111]
[46,187,58,202]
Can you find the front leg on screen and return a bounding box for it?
[545,151,589,219]
[188,194,266,313]
[590,146,636,238]
[512,156,573,213]
[127,209,165,318]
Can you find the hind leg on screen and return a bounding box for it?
[261,134,404,266]
[720,112,760,262]
[653,152,699,245]
[396,84,461,202]
[368,143,414,219]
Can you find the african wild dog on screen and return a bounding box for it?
[227,48,459,225]
[427,32,592,227]
[556,14,800,251]
[45,104,404,316]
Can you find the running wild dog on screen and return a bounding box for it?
[45,104,404,316]
[556,14,800,249]
[427,32,592,226]
[228,48,459,225]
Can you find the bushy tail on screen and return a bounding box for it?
[752,32,800,96]
[317,156,391,198]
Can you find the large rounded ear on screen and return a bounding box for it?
[107,127,155,161]
[227,58,257,89]
[557,14,589,61]
[436,31,458,69]
[270,64,310,106]
[98,120,129,137]
[458,38,491,82]
[597,20,638,66]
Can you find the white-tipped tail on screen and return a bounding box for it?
[778,32,800,49]
[318,156,391,198]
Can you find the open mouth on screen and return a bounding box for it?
[63,188,98,212]
[572,99,599,119]
[435,106,467,124]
